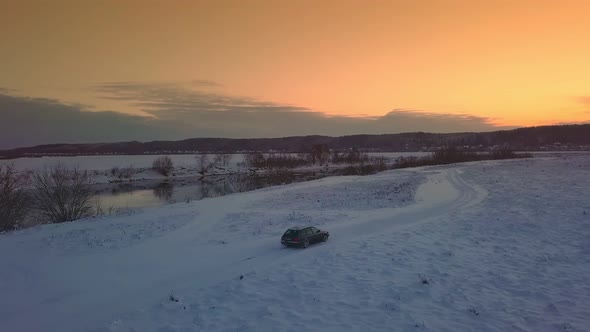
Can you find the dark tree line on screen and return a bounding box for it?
[2,124,588,158]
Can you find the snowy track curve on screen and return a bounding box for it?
[0,167,487,331]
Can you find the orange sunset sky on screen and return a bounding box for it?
[1,0,589,147]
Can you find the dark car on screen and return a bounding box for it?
[281,226,329,248]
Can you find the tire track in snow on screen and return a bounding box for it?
[126,167,488,312]
[2,167,487,332]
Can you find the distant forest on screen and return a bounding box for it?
[1,124,589,159]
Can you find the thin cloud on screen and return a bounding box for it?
[0,84,509,149]
[95,81,309,114]
[0,94,190,149]
[0,87,17,93]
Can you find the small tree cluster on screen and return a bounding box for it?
[394,156,423,168]
[331,148,370,165]
[0,165,29,231]
[244,152,311,169]
[371,156,389,172]
[490,146,516,159]
[310,144,330,165]
[196,153,233,177]
[153,156,174,176]
[431,146,478,164]
[393,146,529,170]
[197,153,212,176]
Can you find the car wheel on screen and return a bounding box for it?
[303,239,309,248]
[322,235,328,242]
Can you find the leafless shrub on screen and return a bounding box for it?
[344,148,370,165]
[153,156,174,176]
[211,154,225,169]
[0,164,30,231]
[244,152,265,168]
[226,173,256,193]
[110,165,136,180]
[371,156,389,171]
[331,150,345,164]
[32,164,95,223]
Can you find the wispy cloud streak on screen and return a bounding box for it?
[0,83,510,148]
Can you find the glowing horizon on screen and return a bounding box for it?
[1,0,589,142]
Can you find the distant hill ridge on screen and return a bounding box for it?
[1,124,589,159]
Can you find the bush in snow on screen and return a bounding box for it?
[244,152,310,169]
[418,274,430,285]
[110,166,136,180]
[32,164,95,223]
[432,146,478,164]
[0,164,29,231]
[490,146,515,159]
[153,156,174,176]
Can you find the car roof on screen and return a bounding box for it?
[287,226,320,231]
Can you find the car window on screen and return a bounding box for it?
[284,229,297,236]
[310,227,318,233]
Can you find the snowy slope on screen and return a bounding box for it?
[0,154,589,331]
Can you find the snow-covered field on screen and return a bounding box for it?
[0,154,589,331]
[1,153,430,186]
[2,152,431,171]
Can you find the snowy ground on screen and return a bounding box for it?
[0,154,589,331]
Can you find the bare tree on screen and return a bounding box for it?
[32,164,95,223]
[212,154,224,168]
[330,150,343,164]
[0,165,29,231]
[311,144,330,165]
[197,153,212,176]
[221,153,232,167]
[153,156,174,176]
